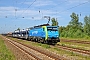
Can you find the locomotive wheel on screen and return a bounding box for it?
[35,38,38,42]
[43,40,47,44]
[37,39,40,43]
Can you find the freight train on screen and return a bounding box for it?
[12,24,60,44]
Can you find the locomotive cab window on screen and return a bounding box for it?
[47,27,58,31]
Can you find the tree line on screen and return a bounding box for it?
[51,12,90,39]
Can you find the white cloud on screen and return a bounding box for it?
[67,0,89,4]
[0,7,14,17]
[0,6,57,19]
[24,0,56,7]
[0,6,18,11]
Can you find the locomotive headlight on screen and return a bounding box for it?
[56,35,58,37]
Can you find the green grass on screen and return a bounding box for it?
[0,36,15,60]
[59,37,90,50]
[7,36,90,60]
[60,37,90,41]
[58,41,90,50]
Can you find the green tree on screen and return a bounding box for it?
[17,28,20,31]
[69,12,83,38]
[59,12,83,38]
[51,18,58,26]
[69,12,82,29]
[58,12,90,39]
[84,16,90,36]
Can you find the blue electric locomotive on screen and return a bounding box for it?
[12,24,60,44]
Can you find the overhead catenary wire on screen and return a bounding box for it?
[15,0,18,18]
[0,0,17,18]
[51,0,90,17]
[16,0,36,19]
[46,0,69,10]
[21,0,27,6]
[45,0,90,24]
[11,0,27,19]
[10,0,18,18]
[61,1,90,13]
[10,2,24,19]
[1,0,89,19]
[36,0,90,20]
[15,0,68,19]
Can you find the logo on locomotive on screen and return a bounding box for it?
[32,31,38,34]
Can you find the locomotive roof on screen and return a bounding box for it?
[34,24,50,28]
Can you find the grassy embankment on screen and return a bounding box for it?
[8,36,90,60]
[60,37,90,41]
[58,37,90,50]
[0,35,15,60]
[58,41,90,50]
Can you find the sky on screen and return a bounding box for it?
[0,0,90,34]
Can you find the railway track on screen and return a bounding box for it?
[3,35,90,59]
[61,39,90,44]
[53,44,90,56]
[2,36,67,60]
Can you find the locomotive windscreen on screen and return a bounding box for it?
[47,27,58,31]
